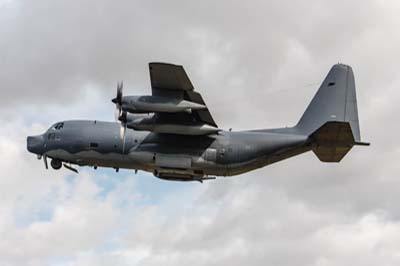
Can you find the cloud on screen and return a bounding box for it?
[60,182,400,266]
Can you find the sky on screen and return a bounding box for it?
[1,0,400,265]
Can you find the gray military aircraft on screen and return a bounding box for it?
[27,63,369,182]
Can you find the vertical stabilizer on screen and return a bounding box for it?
[296,64,368,162]
[296,64,361,141]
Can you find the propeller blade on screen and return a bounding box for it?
[120,123,127,153]
[43,154,48,169]
[119,124,126,140]
[112,81,123,104]
[122,132,126,154]
[114,80,127,151]
[114,104,121,121]
[117,81,123,101]
[113,81,124,121]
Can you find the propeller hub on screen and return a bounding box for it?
[119,111,128,124]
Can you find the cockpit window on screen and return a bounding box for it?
[51,122,64,130]
[48,133,56,140]
[55,122,64,130]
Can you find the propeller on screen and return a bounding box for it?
[112,81,123,121]
[112,81,128,152]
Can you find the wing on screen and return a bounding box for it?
[150,62,194,94]
[149,62,218,129]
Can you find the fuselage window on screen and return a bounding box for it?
[220,148,225,157]
[90,142,99,148]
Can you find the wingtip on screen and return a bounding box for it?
[354,141,370,146]
[149,62,182,67]
[332,63,352,70]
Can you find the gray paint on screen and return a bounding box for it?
[296,64,361,141]
[26,63,368,182]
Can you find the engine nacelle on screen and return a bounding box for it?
[120,95,206,113]
[127,120,219,136]
[124,113,154,124]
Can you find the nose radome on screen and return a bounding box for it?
[27,136,35,153]
[27,135,44,154]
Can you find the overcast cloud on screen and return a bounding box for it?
[1,0,400,265]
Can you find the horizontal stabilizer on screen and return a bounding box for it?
[311,121,355,162]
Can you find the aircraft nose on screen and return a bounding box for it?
[27,135,44,154]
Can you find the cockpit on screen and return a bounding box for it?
[47,122,64,141]
[51,122,64,131]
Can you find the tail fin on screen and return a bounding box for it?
[296,64,369,162]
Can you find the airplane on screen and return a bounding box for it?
[27,62,369,182]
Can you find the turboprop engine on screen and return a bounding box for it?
[111,82,206,114]
[118,111,218,136]
[112,82,219,138]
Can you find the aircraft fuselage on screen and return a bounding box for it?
[27,120,309,181]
